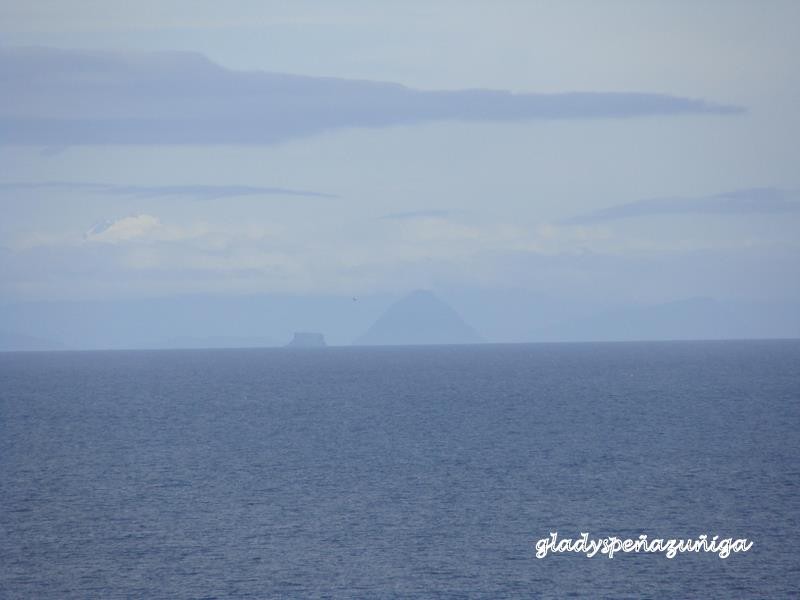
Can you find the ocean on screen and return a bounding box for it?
[1,340,798,598]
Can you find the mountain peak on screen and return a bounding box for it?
[354,290,482,346]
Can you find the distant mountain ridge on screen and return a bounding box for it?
[0,330,64,352]
[532,297,800,342]
[1,293,797,350]
[355,290,483,346]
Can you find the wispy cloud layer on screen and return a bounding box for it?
[0,47,744,146]
[0,181,337,200]
[380,209,463,220]
[562,188,800,225]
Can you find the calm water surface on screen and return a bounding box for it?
[1,341,799,598]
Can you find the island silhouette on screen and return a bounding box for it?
[355,290,483,346]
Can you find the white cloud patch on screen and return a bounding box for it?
[85,214,165,243]
[82,214,258,245]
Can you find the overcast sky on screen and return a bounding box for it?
[1,0,798,309]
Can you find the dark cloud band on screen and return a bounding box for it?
[0,47,744,146]
[0,181,336,200]
[562,188,800,224]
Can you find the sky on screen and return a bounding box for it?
[0,1,798,345]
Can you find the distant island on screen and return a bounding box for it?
[285,332,327,348]
[354,290,483,346]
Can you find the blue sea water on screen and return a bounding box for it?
[1,340,799,598]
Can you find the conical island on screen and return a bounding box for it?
[355,290,482,346]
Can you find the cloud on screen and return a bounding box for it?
[84,214,165,243]
[0,181,336,200]
[562,187,800,225]
[380,209,463,220]
[4,201,799,302]
[0,46,744,146]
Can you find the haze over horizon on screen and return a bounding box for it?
[1,1,798,348]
